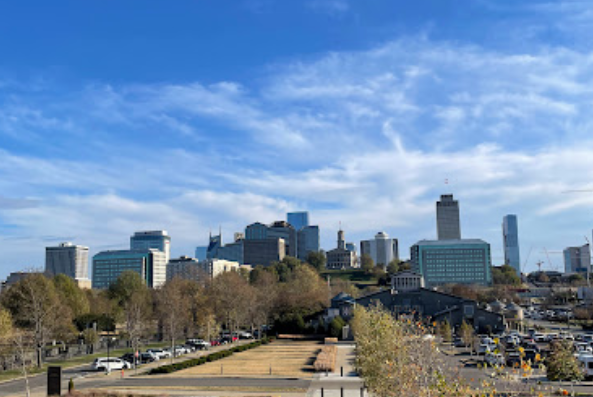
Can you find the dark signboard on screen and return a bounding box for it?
[47,366,62,396]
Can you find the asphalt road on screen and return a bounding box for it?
[0,365,93,396]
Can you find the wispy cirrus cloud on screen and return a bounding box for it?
[3,29,593,274]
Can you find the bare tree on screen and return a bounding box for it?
[124,290,151,363]
[156,278,190,362]
[1,274,66,367]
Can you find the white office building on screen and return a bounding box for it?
[45,242,89,280]
[360,232,399,268]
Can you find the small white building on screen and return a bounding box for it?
[166,256,240,282]
[391,271,425,292]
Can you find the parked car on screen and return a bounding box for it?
[545,333,559,342]
[578,354,593,380]
[187,339,210,350]
[476,343,495,355]
[506,352,522,367]
[174,345,189,355]
[484,353,505,366]
[120,353,136,365]
[139,352,159,363]
[92,357,131,371]
[453,337,465,348]
[533,333,546,343]
[146,348,170,359]
[238,331,253,339]
[210,339,222,347]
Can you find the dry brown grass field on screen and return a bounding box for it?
[169,340,321,378]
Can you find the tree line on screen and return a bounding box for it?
[0,255,337,370]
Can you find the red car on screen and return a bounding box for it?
[210,339,221,346]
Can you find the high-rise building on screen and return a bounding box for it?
[502,215,521,274]
[436,194,461,240]
[410,239,492,287]
[45,242,89,280]
[206,233,223,259]
[326,229,356,269]
[130,230,171,263]
[217,240,244,263]
[92,248,167,289]
[360,232,398,268]
[297,225,320,260]
[287,211,309,231]
[194,246,208,261]
[245,222,268,240]
[245,221,297,257]
[564,244,591,274]
[243,238,285,267]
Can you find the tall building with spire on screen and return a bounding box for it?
[326,228,356,269]
[436,194,461,240]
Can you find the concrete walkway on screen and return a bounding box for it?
[307,344,367,397]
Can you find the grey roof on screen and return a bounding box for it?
[413,239,489,246]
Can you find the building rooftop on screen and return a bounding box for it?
[413,238,489,246]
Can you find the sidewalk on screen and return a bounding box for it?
[307,344,367,397]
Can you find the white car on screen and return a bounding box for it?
[477,343,495,355]
[92,357,131,372]
[146,348,171,359]
[533,333,546,343]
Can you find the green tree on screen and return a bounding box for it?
[492,265,521,285]
[386,259,401,275]
[361,254,374,275]
[306,251,327,272]
[568,273,585,285]
[53,274,90,317]
[329,316,346,338]
[547,341,584,381]
[459,320,474,348]
[108,270,147,305]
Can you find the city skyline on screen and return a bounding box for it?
[2,1,593,277]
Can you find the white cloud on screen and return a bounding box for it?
[4,33,593,275]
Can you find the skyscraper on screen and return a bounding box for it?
[45,242,89,280]
[502,215,521,274]
[360,232,398,268]
[130,230,171,263]
[564,244,591,274]
[436,194,461,240]
[92,248,166,289]
[297,225,320,260]
[287,211,309,231]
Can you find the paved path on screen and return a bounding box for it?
[307,344,367,397]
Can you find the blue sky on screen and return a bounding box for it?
[2,0,593,278]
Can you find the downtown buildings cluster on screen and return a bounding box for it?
[2,195,592,290]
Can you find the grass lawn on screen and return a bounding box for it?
[0,342,170,383]
[320,269,377,284]
[169,340,321,378]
